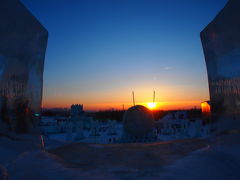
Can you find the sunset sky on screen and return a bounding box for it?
[22,0,227,111]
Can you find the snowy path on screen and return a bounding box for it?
[1,134,240,179]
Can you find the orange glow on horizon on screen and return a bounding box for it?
[146,102,157,110]
[42,86,208,111]
[42,100,203,111]
[201,101,211,117]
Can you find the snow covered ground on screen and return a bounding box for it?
[48,125,123,144]
[1,133,240,179]
[159,134,240,180]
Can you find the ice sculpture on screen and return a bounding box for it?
[201,0,240,131]
[0,0,48,133]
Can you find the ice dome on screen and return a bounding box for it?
[123,105,154,137]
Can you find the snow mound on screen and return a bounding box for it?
[7,151,82,180]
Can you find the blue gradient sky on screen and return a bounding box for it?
[22,0,228,110]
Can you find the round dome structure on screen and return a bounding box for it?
[123,105,154,137]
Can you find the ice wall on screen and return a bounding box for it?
[0,0,48,133]
[201,0,240,131]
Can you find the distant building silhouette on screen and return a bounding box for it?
[71,104,84,117]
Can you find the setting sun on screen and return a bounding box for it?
[147,102,157,110]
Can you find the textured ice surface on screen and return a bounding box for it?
[201,0,240,131]
[0,0,48,132]
[1,133,240,179]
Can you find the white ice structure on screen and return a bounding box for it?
[39,116,71,134]
[48,119,124,144]
[156,111,210,141]
[40,103,211,145]
[39,104,123,144]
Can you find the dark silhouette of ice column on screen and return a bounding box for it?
[201,0,240,132]
[0,0,48,133]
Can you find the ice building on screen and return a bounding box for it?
[201,0,240,132]
[156,111,205,139]
[0,0,48,132]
